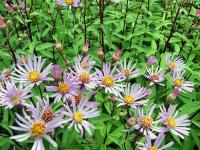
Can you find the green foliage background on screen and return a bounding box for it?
[0,0,200,149]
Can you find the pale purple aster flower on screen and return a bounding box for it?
[71,64,98,90]
[166,53,185,71]
[132,104,164,139]
[15,54,29,65]
[145,66,165,86]
[46,72,80,103]
[117,83,148,108]
[137,133,174,150]
[56,0,81,9]
[27,96,64,124]
[12,56,52,89]
[3,1,15,13]
[0,80,31,109]
[95,63,125,96]
[147,56,157,66]
[172,70,194,93]
[52,65,63,81]
[159,104,191,139]
[10,109,62,150]
[119,60,140,79]
[75,55,95,71]
[62,98,100,136]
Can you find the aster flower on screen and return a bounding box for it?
[28,96,64,123]
[132,104,164,139]
[172,70,194,93]
[62,98,100,136]
[137,133,174,150]
[71,63,98,90]
[117,83,148,108]
[165,54,185,71]
[0,80,31,109]
[56,0,81,9]
[15,54,29,65]
[95,63,124,96]
[10,108,62,150]
[46,72,80,103]
[12,55,52,88]
[159,104,191,139]
[147,56,157,66]
[120,60,140,79]
[145,66,165,86]
[75,55,95,71]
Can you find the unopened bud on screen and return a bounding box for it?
[167,88,180,103]
[48,9,52,14]
[52,65,63,81]
[55,41,62,52]
[196,9,200,17]
[82,42,88,56]
[0,14,6,31]
[112,49,122,63]
[127,117,136,127]
[98,48,104,60]
[147,56,157,66]
[88,138,92,144]
[6,19,12,28]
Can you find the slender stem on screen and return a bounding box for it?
[128,1,144,50]
[99,0,105,55]
[84,0,87,42]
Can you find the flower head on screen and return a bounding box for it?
[132,104,164,139]
[172,70,194,93]
[10,108,62,150]
[12,56,52,88]
[62,97,100,136]
[56,0,81,9]
[112,49,122,62]
[0,80,31,109]
[46,72,80,103]
[117,83,148,108]
[145,66,165,86]
[96,63,124,96]
[166,54,185,71]
[120,60,140,78]
[159,104,191,139]
[75,55,95,71]
[138,133,174,150]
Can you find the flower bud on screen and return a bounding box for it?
[196,9,200,17]
[48,9,52,14]
[82,42,88,56]
[112,49,122,63]
[147,56,157,66]
[127,117,136,127]
[52,65,63,81]
[55,41,62,52]
[98,48,104,60]
[6,19,12,28]
[0,14,6,31]
[88,138,92,144]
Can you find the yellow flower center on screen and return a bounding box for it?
[81,61,89,69]
[12,96,20,104]
[149,146,159,150]
[140,117,153,128]
[65,0,73,5]
[58,82,69,94]
[31,121,46,137]
[79,72,90,83]
[173,78,183,87]
[28,71,40,82]
[42,108,54,123]
[124,69,131,77]
[73,112,83,123]
[124,95,135,105]
[167,116,176,128]
[102,76,114,87]
[168,62,176,70]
